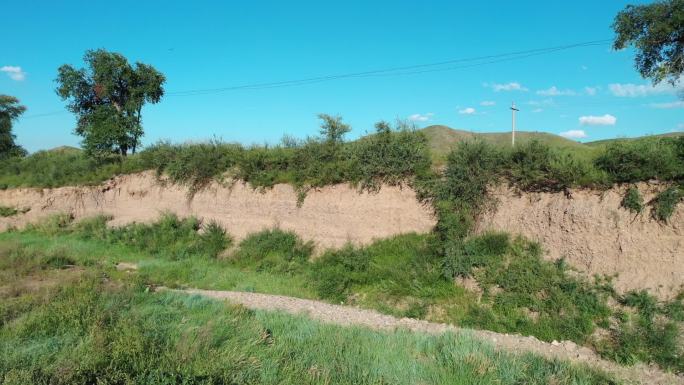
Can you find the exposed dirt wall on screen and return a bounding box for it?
[477,183,683,299]
[0,171,436,249]
[1,174,682,298]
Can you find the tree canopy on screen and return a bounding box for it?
[613,0,684,86]
[0,95,27,159]
[56,49,165,157]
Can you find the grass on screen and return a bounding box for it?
[0,267,617,385]
[621,187,644,214]
[421,125,596,165]
[5,214,682,373]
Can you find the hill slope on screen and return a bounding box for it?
[420,125,595,163]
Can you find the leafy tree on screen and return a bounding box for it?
[317,114,350,144]
[613,0,684,86]
[0,95,27,159]
[56,49,165,157]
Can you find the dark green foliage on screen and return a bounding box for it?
[76,213,231,259]
[144,140,243,196]
[621,187,644,213]
[200,220,233,259]
[651,186,683,221]
[596,290,684,372]
[230,229,313,273]
[0,95,27,160]
[595,138,684,182]
[454,236,611,343]
[0,206,18,217]
[353,120,432,191]
[613,0,684,85]
[56,49,165,157]
[506,141,600,191]
[0,148,147,188]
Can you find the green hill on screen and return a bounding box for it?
[585,131,684,147]
[420,125,594,164]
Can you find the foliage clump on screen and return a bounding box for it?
[621,186,644,213]
[651,186,683,222]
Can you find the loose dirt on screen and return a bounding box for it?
[177,287,683,385]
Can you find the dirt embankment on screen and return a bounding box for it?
[1,174,682,298]
[478,183,684,299]
[0,171,435,249]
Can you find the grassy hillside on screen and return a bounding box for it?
[585,131,684,147]
[421,125,596,164]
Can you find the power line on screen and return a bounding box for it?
[21,39,613,118]
[168,39,612,96]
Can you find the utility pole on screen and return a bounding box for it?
[510,102,519,147]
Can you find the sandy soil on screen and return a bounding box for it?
[0,171,435,249]
[178,287,683,385]
[478,182,684,299]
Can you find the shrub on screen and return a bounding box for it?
[595,138,684,183]
[200,221,233,259]
[596,290,684,372]
[231,229,313,273]
[0,205,18,217]
[651,186,682,221]
[621,187,644,213]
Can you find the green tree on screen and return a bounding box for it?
[613,0,684,86]
[56,49,165,157]
[317,114,351,145]
[0,95,27,159]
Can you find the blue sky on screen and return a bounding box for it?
[2,0,683,152]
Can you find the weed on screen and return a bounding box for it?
[651,186,682,221]
[621,187,644,213]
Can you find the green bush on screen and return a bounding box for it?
[596,290,684,372]
[651,186,682,221]
[595,138,684,183]
[0,205,18,217]
[0,149,146,188]
[76,213,231,259]
[230,228,313,273]
[621,187,644,213]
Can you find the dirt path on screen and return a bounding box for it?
[177,288,683,385]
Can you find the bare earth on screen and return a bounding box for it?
[1,173,682,297]
[478,182,684,299]
[0,171,435,249]
[178,287,683,385]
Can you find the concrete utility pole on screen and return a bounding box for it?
[510,102,519,147]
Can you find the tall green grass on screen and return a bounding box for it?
[2,215,683,373]
[0,274,616,385]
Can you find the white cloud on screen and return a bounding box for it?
[584,86,598,96]
[480,101,496,106]
[0,66,26,81]
[527,99,554,107]
[536,86,576,96]
[532,108,543,113]
[559,130,588,139]
[408,113,434,122]
[458,107,476,115]
[579,114,616,126]
[486,82,528,92]
[608,81,682,97]
[649,101,684,109]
